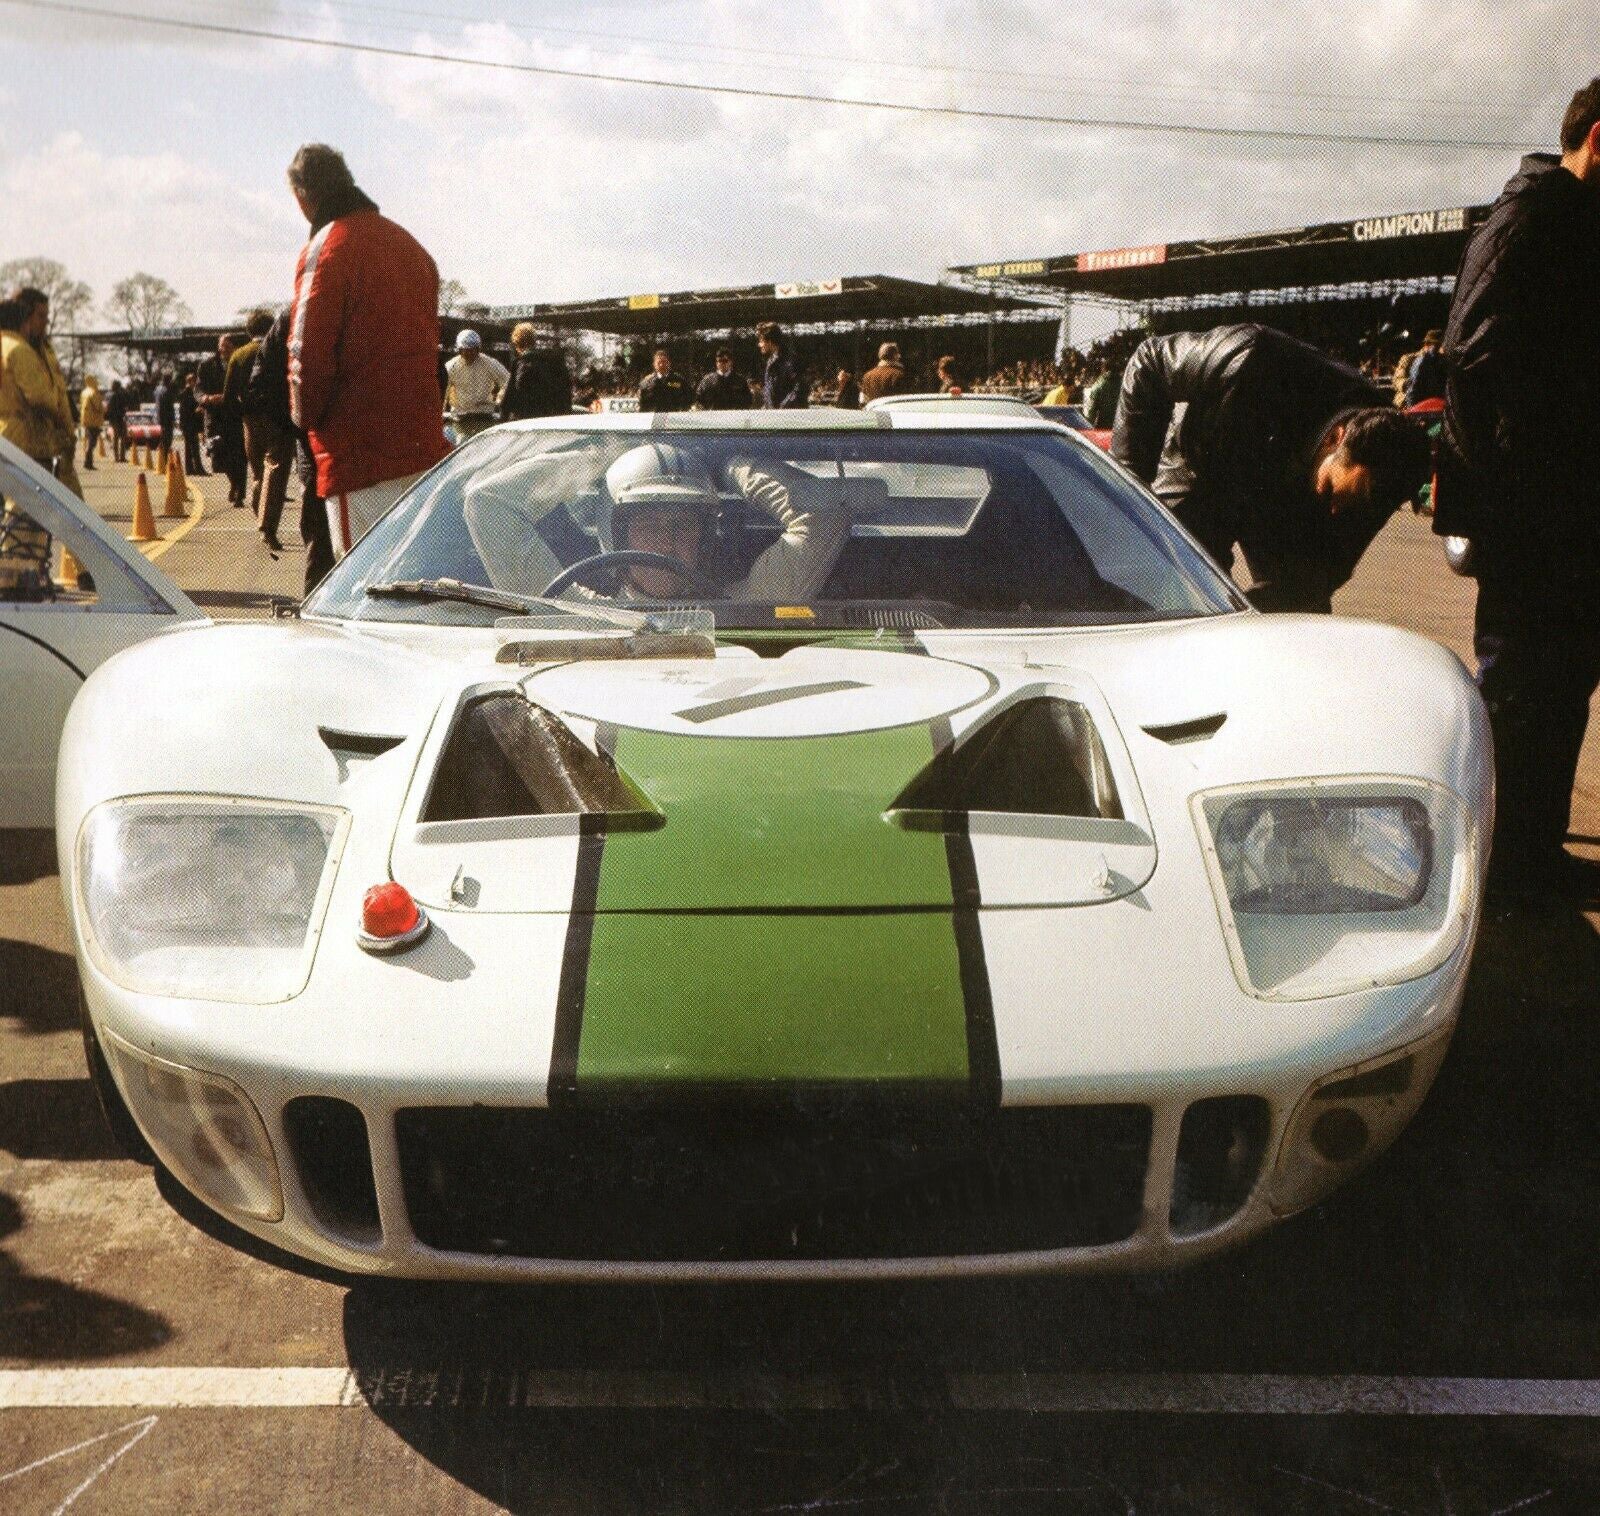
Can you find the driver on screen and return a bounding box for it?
[466,440,850,603]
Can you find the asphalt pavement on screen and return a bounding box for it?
[2,460,1598,1512]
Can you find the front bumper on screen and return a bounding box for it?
[83,925,1467,1282]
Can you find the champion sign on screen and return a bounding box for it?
[1352,208,1468,242]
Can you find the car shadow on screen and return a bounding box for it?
[0,1078,125,1162]
[0,828,57,887]
[0,1191,171,1361]
[0,938,78,1036]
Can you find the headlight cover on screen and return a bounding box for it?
[1193,777,1476,1001]
[77,797,347,1002]
[100,1030,283,1221]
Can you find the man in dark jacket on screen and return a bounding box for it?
[177,372,207,475]
[757,321,806,409]
[1403,330,1446,406]
[1111,323,1430,612]
[195,333,237,490]
[499,323,573,421]
[1435,78,1600,897]
[694,348,752,410]
[254,306,334,591]
[105,379,130,462]
[637,348,691,413]
[153,371,176,460]
[859,342,910,402]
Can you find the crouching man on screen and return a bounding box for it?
[1112,323,1430,612]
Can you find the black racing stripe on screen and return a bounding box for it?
[675,679,867,725]
[547,722,616,1106]
[0,621,87,680]
[930,715,1000,1109]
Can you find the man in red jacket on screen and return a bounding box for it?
[286,143,450,558]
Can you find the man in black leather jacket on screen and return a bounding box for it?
[253,308,334,592]
[1435,78,1600,896]
[1111,323,1428,612]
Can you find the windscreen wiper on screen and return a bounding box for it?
[364,578,546,616]
[365,578,696,639]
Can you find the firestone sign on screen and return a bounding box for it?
[1352,208,1468,241]
[1075,244,1168,274]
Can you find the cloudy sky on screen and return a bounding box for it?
[0,0,1590,324]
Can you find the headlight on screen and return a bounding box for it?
[1211,796,1431,914]
[77,798,347,1002]
[1194,778,1476,1001]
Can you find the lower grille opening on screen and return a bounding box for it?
[1169,1095,1271,1236]
[397,1100,1151,1262]
[283,1097,381,1242]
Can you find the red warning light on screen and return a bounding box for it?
[358,883,428,952]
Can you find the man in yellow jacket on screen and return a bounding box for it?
[1,286,82,498]
[79,374,106,473]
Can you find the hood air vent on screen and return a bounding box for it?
[422,694,656,824]
[318,727,404,783]
[892,697,1123,821]
[1142,713,1227,745]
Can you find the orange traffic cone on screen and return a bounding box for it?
[156,444,169,476]
[129,472,159,543]
[163,451,187,517]
[59,547,83,589]
[98,430,108,458]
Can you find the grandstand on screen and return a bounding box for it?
[948,203,1493,367]
[489,274,1058,398]
[79,206,1494,400]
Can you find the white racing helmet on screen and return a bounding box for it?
[597,442,721,551]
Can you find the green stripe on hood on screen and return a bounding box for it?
[564,724,977,1090]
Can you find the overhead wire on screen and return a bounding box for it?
[0,0,1545,150]
[182,0,1538,134]
[259,0,1547,116]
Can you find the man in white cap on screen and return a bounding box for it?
[465,440,849,603]
[444,329,509,443]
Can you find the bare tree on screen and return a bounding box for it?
[438,279,468,317]
[104,273,192,381]
[104,273,192,335]
[0,256,95,335]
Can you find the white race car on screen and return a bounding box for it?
[57,411,1491,1282]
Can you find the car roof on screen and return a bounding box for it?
[493,409,1061,435]
[862,393,1036,415]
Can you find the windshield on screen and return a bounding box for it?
[303,426,1244,631]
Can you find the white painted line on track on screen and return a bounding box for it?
[6,1370,1600,1415]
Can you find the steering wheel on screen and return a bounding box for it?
[538,550,723,600]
